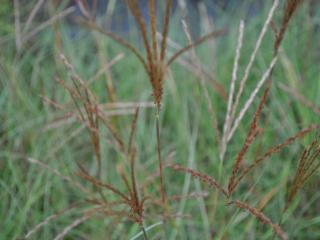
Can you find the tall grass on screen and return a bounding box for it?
[1,0,320,239]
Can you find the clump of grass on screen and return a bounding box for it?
[77,0,226,211]
[32,53,208,238]
[220,0,280,162]
[21,0,320,239]
[169,0,319,238]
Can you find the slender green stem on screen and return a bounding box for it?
[141,225,149,240]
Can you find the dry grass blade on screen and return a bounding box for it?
[220,20,245,161]
[14,0,21,51]
[278,82,320,115]
[88,53,124,86]
[24,0,45,33]
[42,108,136,131]
[181,20,222,148]
[75,0,91,19]
[40,94,65,110]
[169,164,227,196]
[96,109,125,153]
[117,164,134,199]
[100,209,133,222]
[102,102,154,109]
[55,78,86,121]
[76,166,130,203]
[93,37,117,102]
[27,157,90,194]
[86,198,127,208]
[227,56,278,142]
[257,182,285,211]
[58,52,131,180]
[157,32,227,100]
[141,152,175,189]
[169,122,202,240]
[23,7,76,44]
[130,221,163,240]
[226,20,245,126]
[229,200,288,240]
[59,53,102,177]
[24,203,83,239]
[53,208,99,240]
[168,192,209,202]
[79,20,148,73]
[230,0,279,124]
[167,29,227,66]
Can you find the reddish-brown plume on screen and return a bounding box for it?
[274,0,303,54]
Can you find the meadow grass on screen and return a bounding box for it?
[1,0,320,239]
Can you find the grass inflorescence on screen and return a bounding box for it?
[1,0,320,239]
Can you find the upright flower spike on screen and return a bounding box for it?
[80,0,225,108]
[124,0,173,110]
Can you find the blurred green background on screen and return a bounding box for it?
[1,0,320,239]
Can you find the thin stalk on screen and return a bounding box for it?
[160,0,173,63]
[149,0,158,63]
[167,29,227,66]
[156,108,166,207]
[80,20,149,74]
[130,149,140,216]
[141,224,149,240]
[130,222,163,240]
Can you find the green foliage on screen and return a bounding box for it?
[1,1,320,240]
[0,1,13,35]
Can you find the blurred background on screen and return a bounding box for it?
[1,0,320,240]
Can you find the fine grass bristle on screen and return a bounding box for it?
[80,0,225,108]
[169,164,228,197]
[285,133,320,211]
[124,0,172,109]
[59,52,102,178]
[235,124,319,188]
[24,203,84,239]
[228,84,271,196]
[149,0,158,65]
[229,200,288,240]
